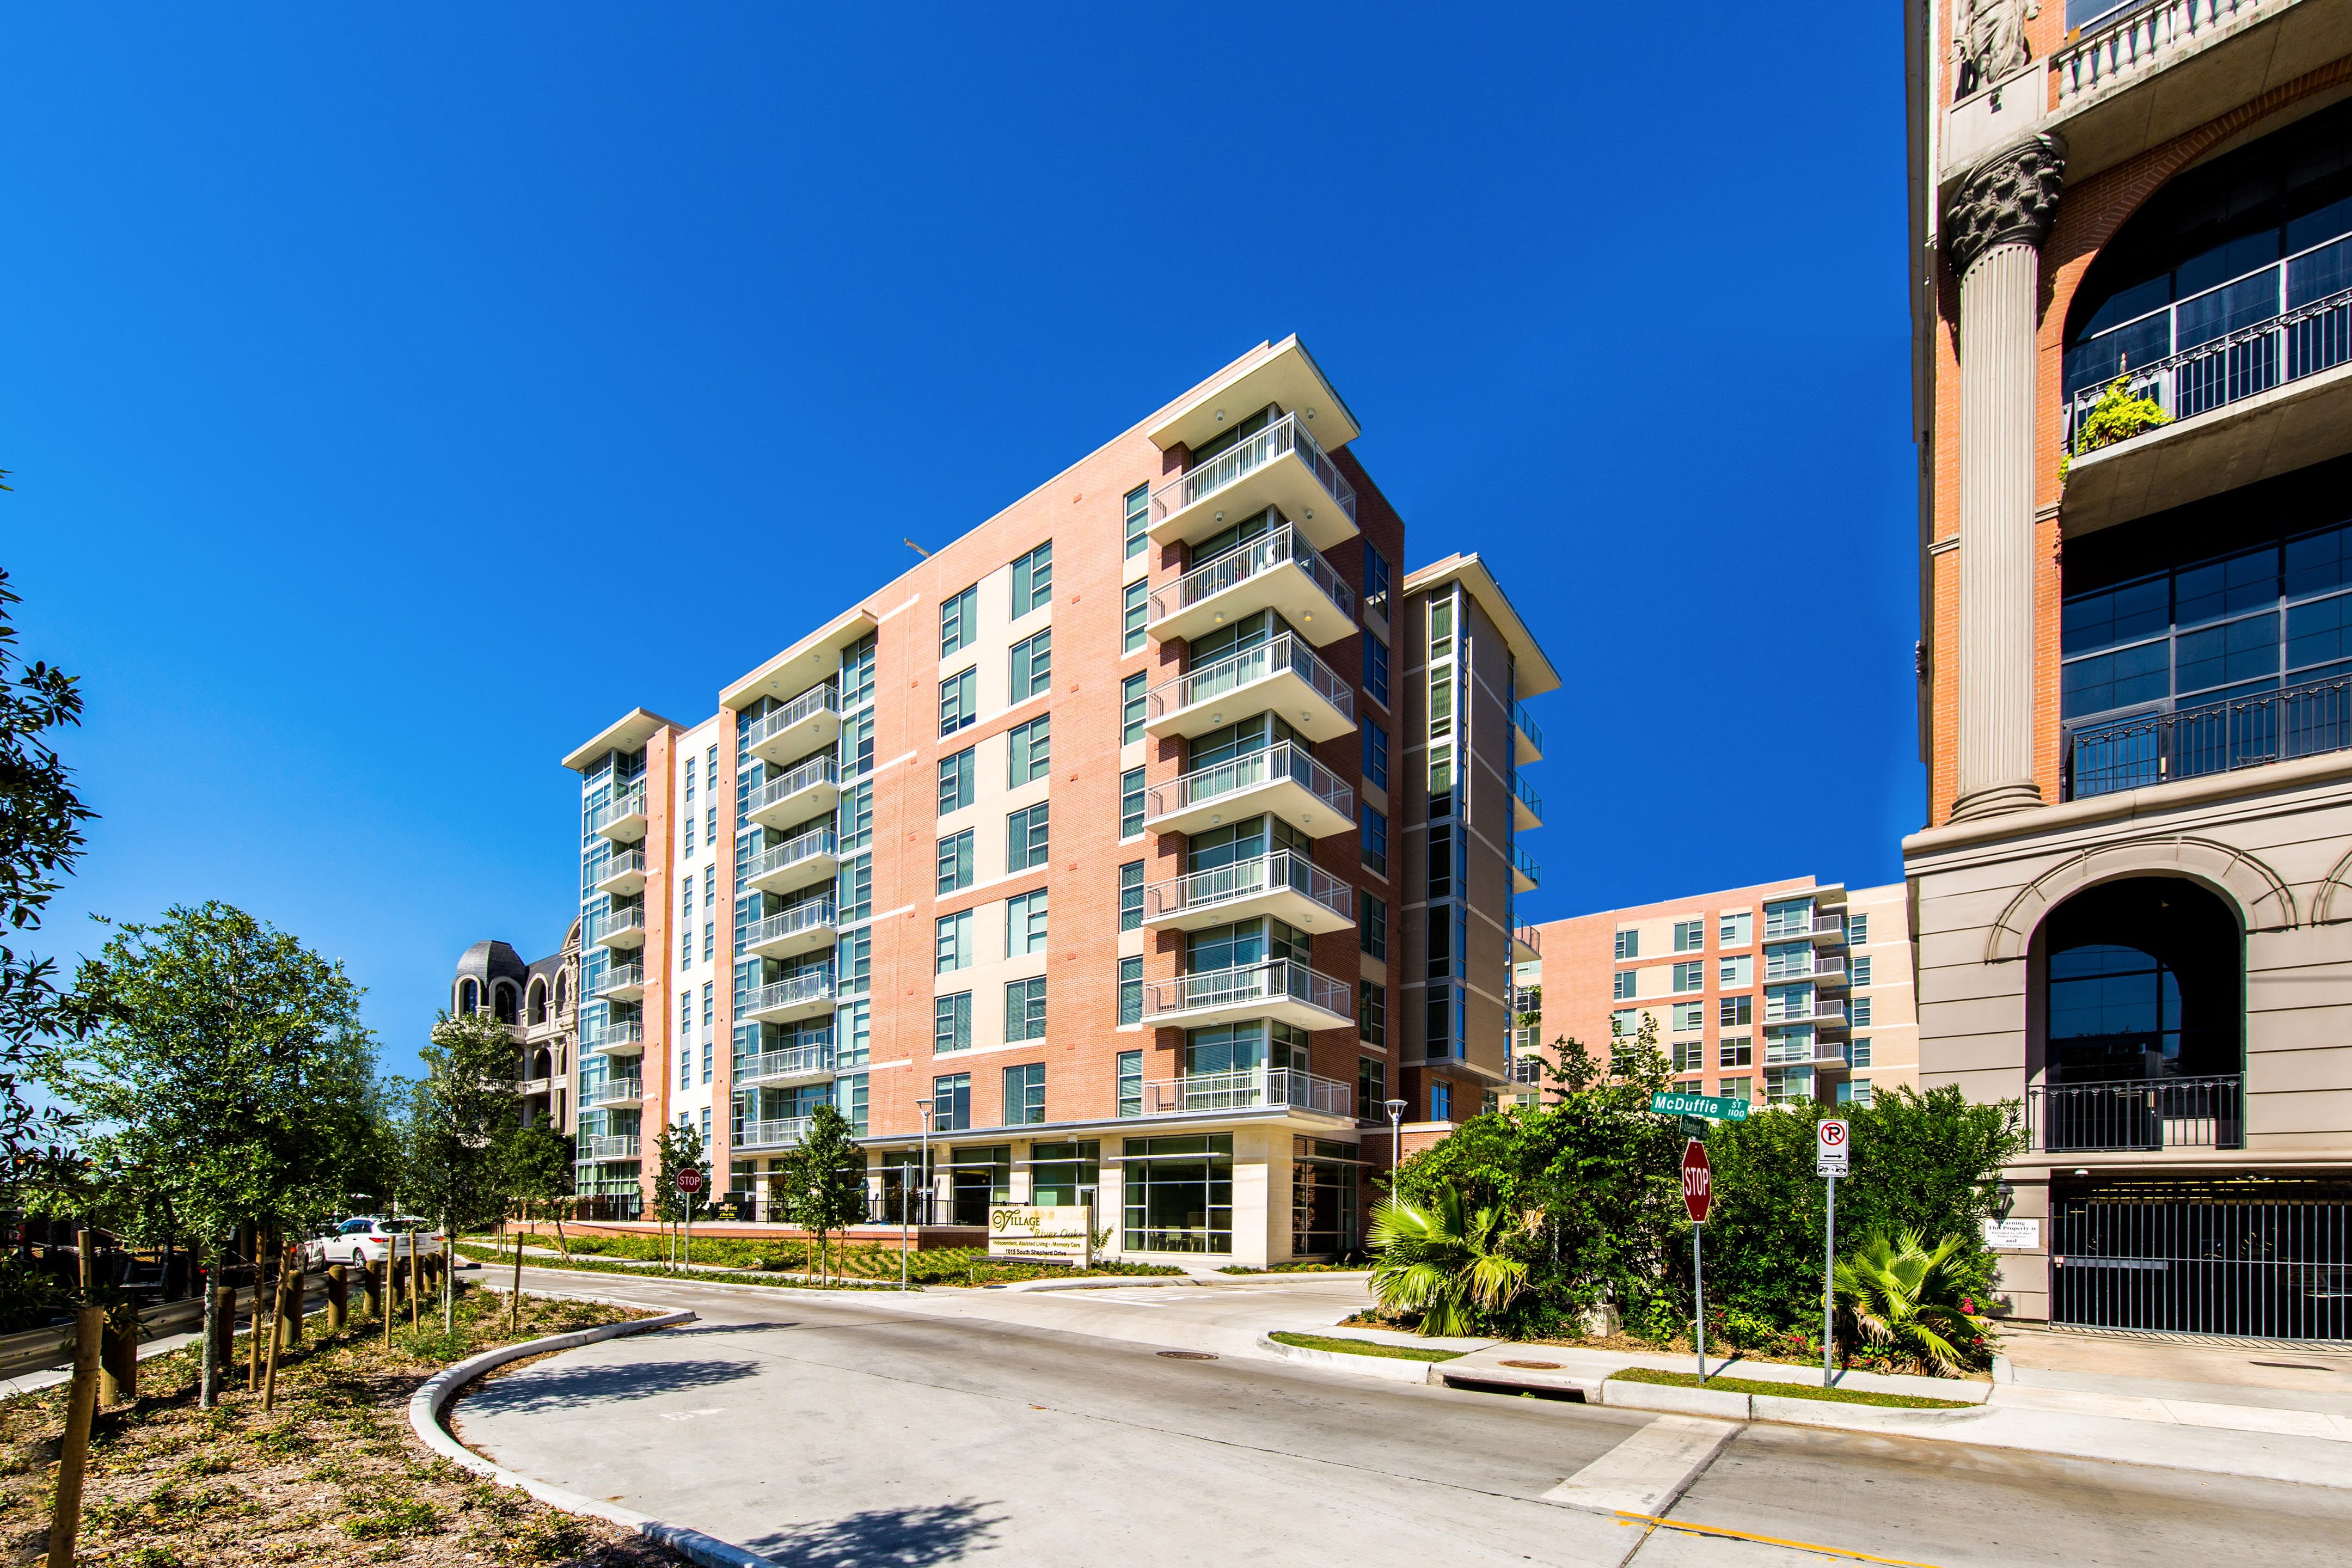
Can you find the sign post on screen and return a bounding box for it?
[1680,1138,1713,1386]
[675,1166,705,1276]
[1816,1119,1849,1387]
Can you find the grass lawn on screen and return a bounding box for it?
[1609,1367,1974,1410]
[0,1287,682,1566]
[1269,1331,1465,1363]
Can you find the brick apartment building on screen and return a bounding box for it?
[1517,879,1918,1110]
[1906,0,2352,1333]
[556,338,1556,1266]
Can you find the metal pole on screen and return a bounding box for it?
[1694,1222,1706,1386]
[917,1099,933,1235]
[899,1150,912,1291]
[1822,1173,1837,1388]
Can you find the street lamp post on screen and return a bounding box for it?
[1384,1099,1407,1179]
[912,1095,933,1290]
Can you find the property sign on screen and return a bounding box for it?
[988,1204,1092,1266]
[1983,1218,2041,1251]
[1816,1119,1849,1178]
[1680,1140,1713,1223]
[1651,1091,1750,1123]
[674,1167,706,1196]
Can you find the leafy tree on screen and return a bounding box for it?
[651,1119,706,1269]
[49,902,379,1405]
[777,1104,866,1284]
[501,1122,572,1322]
[1368,1186,1530,1337]
[1835,1229,1997,1375]
[402,1009,525,1331]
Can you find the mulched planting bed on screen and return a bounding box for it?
[462,1239,1181,1289]
[0,1287,684,1566]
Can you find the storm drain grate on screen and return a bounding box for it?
[1500,1360,1564,1370]
[1156,1351,1217,1361]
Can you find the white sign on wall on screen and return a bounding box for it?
[988,1204,1093,1266]
[1983,1218,2041,1251]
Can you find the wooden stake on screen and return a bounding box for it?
[261,1261,291,1412]
[326,1265,347,1333]
[47,1306,101,1568]
[98,1306,134,1405]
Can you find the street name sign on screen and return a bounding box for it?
[1680,1140,1713,1223]
[1650,1091,1750,1122]
[988,1204,1093,1266]
[1816,1119,1849,1177]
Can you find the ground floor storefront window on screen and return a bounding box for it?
[948,1144,1010,1225]
[1123,1134,1233,1253]
[1030,1141,1100,1211]
[1292,1139,1359,1257]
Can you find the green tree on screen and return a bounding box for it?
[501,1122,573,1323]
[402,1009,525,1331]
[651,1119,706,1270]
[1368,1186,1530,1337]
[777,1104,866,1284]
[50,902,379,1405]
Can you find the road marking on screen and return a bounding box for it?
[1612,1508,1947,1567]
[1541,1415,1736,1516]
[656,1409,727,1422]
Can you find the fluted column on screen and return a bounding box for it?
[1945,134,2065,824]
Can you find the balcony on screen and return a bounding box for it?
[747,755,841,834]
[1140,1066,1353,1120]
[1143,851,1353,934]
[2066,675,2352,801]
[2026,1074,2244,1152]
[745,825,839,896]
[1767,914,1847,947]
[2061,226,2352,535]
[595,961,644,1003]
[1766,996,1848,1029]
[1140,958,1353,1032]
[1512,847,1540,895]
[1512,700,1544,764]
[1142,634,1354,745]
[744,899,838,961]
[590,786,648,844]
[591,904,647,952]
[735,1043,836,1087]
[594,848,647,897]
[582,1077,644,1109]
[735,1117,812,1152]
[1145,743,1353,840]
[1511,773,1543,832]
[517,1075,553,1099]
[741,970,836,1025]
[1148,412,1360,553]
[744,684,842,768]
[1763,953,1847,987]
[589,1019,644,1056]
[1512,925,1541,964]
[1147,525,1356,648]
[578,1134,641,1161]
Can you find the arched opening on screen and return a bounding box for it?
[459,978,479,1014]
[493,982,518,1024]
[554,971,567,1013]
[528,978,548,1025]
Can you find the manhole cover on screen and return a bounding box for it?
[1500,1360,1564,1370]
[1156,1350,1218,1361]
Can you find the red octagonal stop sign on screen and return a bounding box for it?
[675,1167,705,1196]
[1681,1139,1712,1223]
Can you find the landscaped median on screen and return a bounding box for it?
[460,1237,1184,1289]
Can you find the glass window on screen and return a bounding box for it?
[1764,1065,1815,1105]
[1430,1081,1451,1121]
[939,748,976,814]
[1851,955,1874,987]
[1118,957,1143,1026]
[1009,715,1051,786]
[2175,612,2278,695]
[1719,954,1753,988]
[940,667,977,736]
[1719,1037,1753,1068]
[940,584,979,658]
[1032,1139,1100,1206]
[1364,548,1391,616]
[1122,1134,1233,1254]
[1124,486,1149,561]
[1675,1039,1705,1073]
[1763,899,1814,939]
[1122,673,1147,745]
[1119,861,1144,932]
[837,853,872,922]
[1359,893,1388,959]
[1012,542,1054,618]
[1852,995,1874,1027]
[1674,920,1705,952]
[1006,977,1049,1042]
[1718,911,1750,947]
[1364,725,1389,792]
[1358,1056,1387,1113]
[1122,579,1149,654]
[1719,994,1753,1027]
[934,993,971,1055]
[1364,633,1389,708]
[936,829,974,894]
[1614,971,1638,1001]
[932,1073,971,1132]
[838,926,872,997]
[1120,767,1146,838]
[1008,803,1050,872]
[1673,961,1704,993]
[1851,1037,1873,1069]
[1010,629,1052,703]
[1615,928,1640,960]
[1361,806,1388,876]
[1847,914,1870,946]
[1117,1050,1142,1117]
[1359,981,1387,1046]
[1008,889,1049,955]
[1003,1063,1046,1126]
[1672,1002,1704,1033]
[935,910,973,973]
[1720,1076,1752,1102]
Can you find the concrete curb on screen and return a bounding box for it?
[408,1308,780,1568]
[1254,1333,1451,1384]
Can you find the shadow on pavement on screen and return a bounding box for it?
[467,1357,761,1414]
[749,1499,1003,1564]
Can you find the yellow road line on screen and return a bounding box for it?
[1612,1510,1947,1567]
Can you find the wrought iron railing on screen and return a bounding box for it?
[1151,411,1357,528]
[1141,1067,1352,1119]
[1150,524,1355,626]
[1144,634,1352,726]
[1513,773,1542,820]
[1141,958,1350,1024]
[1513,846,1541,887]
[2028,1074,2244,1152]
[2066,675,2352,799]
[1144,851,1351,926]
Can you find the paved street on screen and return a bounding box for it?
[451,1267,2352,1566]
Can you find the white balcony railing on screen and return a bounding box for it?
[744,684,841,753]
[592,905,646,942]
[1148,742,1353,825]
[1141,1067,1352,1119]
[592,1019,644,1050]
[748,755,840,817]
[595,848,646,885]
[588,786,647,835]
[1141,958,1350,1024]
[2051,0,2291,112]
[1144,634,1352,728]
[1144,851,1351,926]
[1151,411,1357,530]
[745,825,837,883]
[745,970,835,1017]
[743,899,837,952]
[734,1117,812,1151]
[595,962,644,996]
[736,1043,837,1084]
[579,1134,641,1161]
[582,1078,644,1107]
[1149,524,1355,624]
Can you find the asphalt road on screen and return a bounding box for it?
[452,1267,2352,1567]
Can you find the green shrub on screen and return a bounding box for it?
[2061,373,2170,482]
[341,1498,441,1539]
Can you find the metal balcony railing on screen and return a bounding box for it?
[1513,773,1542,820]
[2051,0,2293,112]
[1513,847,1541,887]
[582,1078,644,1107]
[2066,676,2352,800]
[588,786,647,834]
[578,1134,641,1161]
[1141,1067,1352,1119]
[1149,524,1355,624]
[595,962,644,996]
[748,756,840,815]
[596,848,646,883]
[1141,958,1350,1024]
[744,684,841,751]
[1511,699,1543,756]
[594,1019,644,1049]
[1144,851,1352,926]
[592,905,646,941]
[1764,996,1846,1028]
[1144,634,1352,726]
[1148,742,1353,825]
[1514,924,1542,957]
[1151,411,1357,528]
[2027,1074,2244,1152]
[742,899,837,952]
[734,1117,812,1151]
[1765,952,1846,983]
[745,825,838,882]
[734,1043,836,1083]
[746,970,835,1016]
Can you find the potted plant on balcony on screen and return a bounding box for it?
[2061,373,2171,484]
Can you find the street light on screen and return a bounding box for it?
[910,1095,933,1293]
[1384,1099,1407,1178]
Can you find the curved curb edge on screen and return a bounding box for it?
[1255,1332,1446,1385]
[407,1308,778,1568]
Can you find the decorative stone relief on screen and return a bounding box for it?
[1955,0,2040,100]
[1944,133,2067,279]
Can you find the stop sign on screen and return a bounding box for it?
[1680,1139,1713,1223]
[675,1167,705,1196]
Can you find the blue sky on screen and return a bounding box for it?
[3,5,1921,1082]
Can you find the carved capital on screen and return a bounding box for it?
[1945,134,2067,279]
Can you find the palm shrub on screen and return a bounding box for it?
[1834,1229,1996,1375]
[1368,1185,1530,1337]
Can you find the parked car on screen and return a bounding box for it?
[309,1216,443,1269]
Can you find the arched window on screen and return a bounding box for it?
[493,982,518,1024]
[460,978,479,1014]
[555,971,567,1013]
[528,979,548,1026]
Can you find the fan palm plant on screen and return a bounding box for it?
[1368,1186,1529,1337]
[1834,1228,1994,1375]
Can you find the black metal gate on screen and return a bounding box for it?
[2051,1185,2352,1340]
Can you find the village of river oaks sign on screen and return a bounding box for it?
[988,1204,1093,1266]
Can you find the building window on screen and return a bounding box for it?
[1675,1040,1705,1073]
[1674,920,1705,953]
[940,667,977,736]
[1007,889,1049,955]
[1839,1077,1873,1106]
[1009,715,1051,786]
[706,806,718,845]
[934,993,971,1055]
[1612,1007,1639,1040]
[1011,542,1053,617]
[1764,1066,1815,1105]
[840,926,872,997]
[1719,1037,1753,1068]
[1615,929,1640,960]
[1719,954,1753,988]
[1122,1132,1232,1253]
[1851,955,1874,987]
[703,921,715,961]
[702,1037,713,1085]
[1364,548,1391,617]
[1848,914,1870,945]
[933,1073,972,1132]
[935,910,973,974]
[1672,1002,1704,1033]
[939,748,975,814]
[936,830,974,895]
[1852,995,1874,1027]
[1006,977,1048,1042]
[1719,994,1752,1027]
[1719,911,1751,947]
[1851,1037,1873,1069]
[838,779,874,850]
[1008,803,1050,872]
[1121,673,1147,744]
[1358,1056,1387,1114]
[1364,725,1388,792]
[705,865,717,907]
[1359,894,1388,959]
[1124,485,1149,561]
[1765,942,1812,981]
[1359,981,1387,1047]
[1364,634,1390,708]
[1004,1063,1046,1126]
[1613,970,1638,1001]
[1720,1076,1752,1102]
[1105,1057,1142,1128]
[1425,984,1465,1061]
[1119,767,1146,838]
[1118,957,1143,1026]
[941,583,978,658]
[1119,862,1144,932]
[1672,961,1704,994]
[1010,629,1052,703]
[1430,1081,1451,1122]
[1122,579,1149,654]
[1763,898,1815,939]
[1361,806,1388,876]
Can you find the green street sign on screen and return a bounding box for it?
[1650,1091,1751,1123]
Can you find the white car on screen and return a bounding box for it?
[310,1216,443,1269]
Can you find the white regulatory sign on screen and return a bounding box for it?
[1983,1218,2041,1251]
[1816,1118,1849,1177]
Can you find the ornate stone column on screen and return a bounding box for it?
[1945,133,2065,824]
